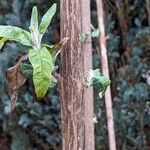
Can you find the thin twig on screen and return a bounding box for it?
[96,0,117,150]
[146,0,150,26]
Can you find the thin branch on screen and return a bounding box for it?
[96,0,117,150]
[146,0,150,26]
[82,0,95,149]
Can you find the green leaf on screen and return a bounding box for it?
[42,44,54,49]
[29,47,54,98]
[42,44,57,62]
[96,75,110,98]
[0,25,32,46]
[30,6,38,31]
[0,38,7,49]
[42,37,69,63]
[39,3,57,34]
[86,69,110,98]
[43,47,60,66]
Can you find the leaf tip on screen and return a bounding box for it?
[53,3,57,8]
[50,3,57,14]
[33,6,37,9]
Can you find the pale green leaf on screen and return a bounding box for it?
[0,38,7,49]
[86,69,110,98]
[29,47,54,98]
[0,25,32,46]
[42,44,56,62]
[30,6,38,31]
[42,37,69,63]
[99,92,103,99]
[39,3,57,34]
[42,44,54,49]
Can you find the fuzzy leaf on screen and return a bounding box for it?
[30,6,38,31]
[7,54,28,111]
[0,25,32,46]
[0,38,7,49]
[29,47,54,98]
[39,3,57,34]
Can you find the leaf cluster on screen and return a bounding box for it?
[0,1,61,149]
[0,3,58,101]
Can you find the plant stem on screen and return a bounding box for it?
[146,0,150,26]
[82,0,95,149]
[60,0,85,149]
[96,0,117,150]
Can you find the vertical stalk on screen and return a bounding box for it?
[146,0,150,26]
[82,0,95,149]
[96,0,117,150]
[60,0,85,149]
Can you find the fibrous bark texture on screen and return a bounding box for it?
[60,0,95,149]
[60,0,84,149]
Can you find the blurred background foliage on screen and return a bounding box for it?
[0,0,149,150]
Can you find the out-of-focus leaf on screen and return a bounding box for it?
[12,0,22,15]
[7,54,28,111]
[39,3,57,35]
[29,47,54,98]
[0,25,32,46]
[11,129,32,150]
[21,63,33,78]
[92,29,100,38]
[18,113,33,128]
[4,14,21,26]
[29,6,38,31]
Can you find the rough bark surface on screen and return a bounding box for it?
[60,0,85,149]
[82,0,95,150]
[96,0,117,150]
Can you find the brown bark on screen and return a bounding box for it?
[60,0,85,150]
[146,0,150,26]
[96,0,117,150]
[82,0,95,150]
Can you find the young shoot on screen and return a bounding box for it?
[0,4,58,98]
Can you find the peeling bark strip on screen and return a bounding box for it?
[96,0,117,150]
[60,0,85,150]
[82,0,95,150]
